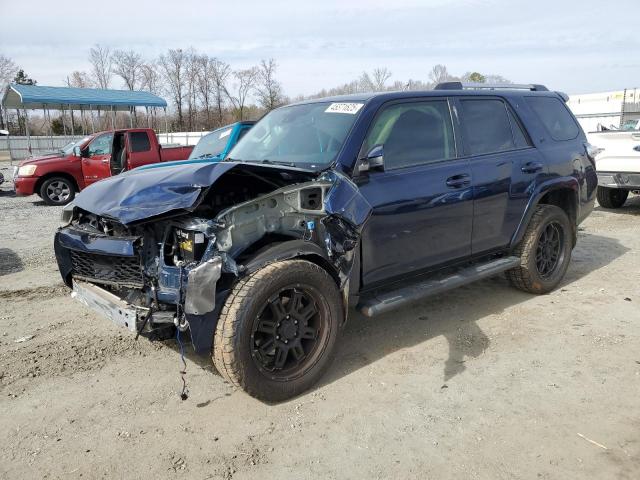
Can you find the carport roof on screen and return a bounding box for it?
[2,83,168,110]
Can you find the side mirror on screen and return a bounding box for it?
[73,146,82,157]
[358,145,384,174]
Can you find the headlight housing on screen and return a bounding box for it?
[18,165,37,177]
[60,202,76,227]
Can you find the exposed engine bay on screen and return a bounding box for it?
[54,162,371,354]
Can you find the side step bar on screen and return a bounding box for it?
[357,256,521,317]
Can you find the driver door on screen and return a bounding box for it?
[81,133,114,186]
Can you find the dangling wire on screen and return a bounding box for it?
[176,328,188,401]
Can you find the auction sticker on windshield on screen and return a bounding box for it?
[325,103,364,114]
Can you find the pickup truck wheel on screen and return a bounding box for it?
[597,186,628,209]
[212,259,342,402]
[507,205,572,294]
[40,177,75,206]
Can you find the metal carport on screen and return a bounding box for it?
[1,84,169,160]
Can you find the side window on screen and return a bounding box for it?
[87,133,113,156]
[364,100,455,170]
[507,108,532,148]
[525,96,579,141]
[460,99,515,155]
[129,132,151,152]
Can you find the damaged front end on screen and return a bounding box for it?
[54,162,371,355]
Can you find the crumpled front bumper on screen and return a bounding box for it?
[597,172,640,189]
[55,227,225,354]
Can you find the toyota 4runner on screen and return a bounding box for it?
[55,82,597,401]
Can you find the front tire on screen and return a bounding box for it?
[597,186,628,209]
[39,176,75,206]
[507,205,572,294]
[213,259,342,402]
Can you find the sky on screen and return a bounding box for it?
[1,0,639,97]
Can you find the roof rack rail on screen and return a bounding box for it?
[434,82,549,92]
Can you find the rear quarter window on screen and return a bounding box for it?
[525,96,579,141]
[129,132,151,152]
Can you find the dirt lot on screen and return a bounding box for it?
[1,164,639,479]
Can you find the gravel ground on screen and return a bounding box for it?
[1,167,639,479]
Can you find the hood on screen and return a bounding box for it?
[135,155,222,172]
[72,161,316,225]
[19,152,68,166]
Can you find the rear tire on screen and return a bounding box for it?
[597,186,628,209]
[212,259,342,402]
[507,205,572,294]
[40,176,76,206]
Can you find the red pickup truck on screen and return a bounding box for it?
[13,128,194,205]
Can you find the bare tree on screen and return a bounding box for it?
[428,64,454,85]
[211,58,231,126]
[184,49,199,131]
[359,67,392,92]
[195,55,217,128]
[140,62,162,94]
[255,58,284,112]
[112,49,143,90]
[225,67,258,121]
[158,49,186,129]
[0,54,18,130]
[371,67,392,91]
[66,71,93,88]
[89,44,112,89]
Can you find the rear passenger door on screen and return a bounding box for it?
[358,98,474,287]
[126,131,156,169]
[456,97,545,255]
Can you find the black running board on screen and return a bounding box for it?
[357,256,521,317]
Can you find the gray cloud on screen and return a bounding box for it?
[1,0,638,95]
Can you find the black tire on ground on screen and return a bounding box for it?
[507,204,573,295]
[213,259,343,402]
[597,186,628,209]
[39,176,76,206]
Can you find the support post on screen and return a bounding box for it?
[24,109,32,157]
[61,105,68,136]
[164,107,169,143]
[46,108,54,150]
[90,106,96,133]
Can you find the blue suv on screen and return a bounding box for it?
[55,83,597,401]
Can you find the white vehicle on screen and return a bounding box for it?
[588,124,640,208]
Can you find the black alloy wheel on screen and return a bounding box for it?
[535,221,564,278]
[250,286,326,380]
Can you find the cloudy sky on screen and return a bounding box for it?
[1,0,639,96]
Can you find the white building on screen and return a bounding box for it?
[567,88,640,133]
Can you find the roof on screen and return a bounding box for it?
[2,84,168,111]
[287,88,560,108]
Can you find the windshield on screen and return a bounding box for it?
[227,101,364,170]
[621,119,639,131]
[60,136,91,155]
[188,127,233,160]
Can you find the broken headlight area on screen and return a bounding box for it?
[55,167,372,354]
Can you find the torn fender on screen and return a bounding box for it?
[320,170,372,229]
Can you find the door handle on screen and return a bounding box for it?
[521,162,543,174]
[446,174,470,188]
[101,159,110,164]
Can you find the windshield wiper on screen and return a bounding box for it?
[260,159,296,167]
